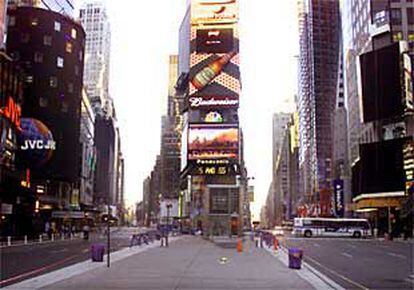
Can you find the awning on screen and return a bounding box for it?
[352,194,406,210]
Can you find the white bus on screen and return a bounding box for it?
[292,217,371,238]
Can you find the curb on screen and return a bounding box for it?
[264,245,345,290]
[3,236,183,290]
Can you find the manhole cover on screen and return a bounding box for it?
[219,256,229,264]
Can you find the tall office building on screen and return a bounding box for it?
[7,0,75,17]
[79,1,111,116]
[297,0,341,213]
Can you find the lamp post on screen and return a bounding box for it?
[166,203,172,247]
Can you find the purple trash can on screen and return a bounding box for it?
[91,244,105,262]
[288,248,303,269]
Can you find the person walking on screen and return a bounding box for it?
[83,224,90,240]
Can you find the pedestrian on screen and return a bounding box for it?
[83,224,90,240]
[45,221,51,240]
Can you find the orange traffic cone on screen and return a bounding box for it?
[237,239,243,253]
[274,238,279,251]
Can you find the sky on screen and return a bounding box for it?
[82,0,299,219]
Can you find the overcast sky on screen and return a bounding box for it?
[84,0,299,219]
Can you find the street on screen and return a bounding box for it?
[0,227,139,287]
[282,236,414,290]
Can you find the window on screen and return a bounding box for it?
[25,75,34,83]
[79,50,83,61]
[61,101,69,113]
[39,97,48,107]
[408,8,414,25]
[21,33,30,43]
[71,28,77,39]
[34,52,43,63]
[8,16,15,27]
[74,65,79,76]
[54,21,61,32]
[50,76,58,88]
[390,8,402,25]
[57,56,64,68]
[409,33,414,42]
[66,42,73,53]
[31,18,38,26]
[11,51,20,61]
[43,35,52,46]
[68,83,74,93]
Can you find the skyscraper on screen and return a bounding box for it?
[297,0,341,213]
[79,1,111,116]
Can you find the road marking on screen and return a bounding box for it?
[387,252,407,259]
[0,254,78,287]
[51,249,68,254]
[304,255,369,290]
[341,252,353,258]
[82,248,89,253]
[264,246,345,290]
[313,243,320,247]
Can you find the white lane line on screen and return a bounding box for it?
[50,249,68,254]
[264,246,345,290]
[313,243,320,247]
[341,252,352,258]
[387,252,407,259]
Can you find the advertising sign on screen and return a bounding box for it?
[196,28,233,53]
[333,179,344,217]
[17,118,56,168]
[191,0,238,25]
[188,95,239,109]
[188,124,238,160]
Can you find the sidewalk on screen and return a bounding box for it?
[10,236,315,290]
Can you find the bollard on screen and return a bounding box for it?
[274,238,279,251]
[237,239,243,253]
[24,235,28,244]
[51,234,55,241]
[39,234,43,243]
[7,236,11,246]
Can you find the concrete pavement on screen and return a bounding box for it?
[26,236,314,290]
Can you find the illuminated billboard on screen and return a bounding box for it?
[196,28,233,53]
[188,124,238,160]
[189,95,239,109]
[191,0,238,25]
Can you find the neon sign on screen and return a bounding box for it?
[0,97,22,130]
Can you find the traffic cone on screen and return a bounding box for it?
[237,239,243,253]
[274,238,279,251]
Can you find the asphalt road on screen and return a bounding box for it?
[281,236,414,289]
[0,227,143,287]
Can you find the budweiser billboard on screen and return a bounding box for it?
[191,0,238,25]
[189,95,239,109]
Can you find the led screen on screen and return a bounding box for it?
[360,42,403,122]
[188,125,238,160]
[196,28,233,53]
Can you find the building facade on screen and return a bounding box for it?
[7,0,75,17]
[6,5,86,232]
[297,0,341,215]
[79,1,111,116]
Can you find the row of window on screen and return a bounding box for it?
[24,74,76,93]
[8,16,78,40]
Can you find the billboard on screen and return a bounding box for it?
[352,138,408,196]
[333,179,344,217]
[188,95,239,109]
[191,0,238,25]
[188,124,238,160]
[359,42,403,122]
[196,28,233,53]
